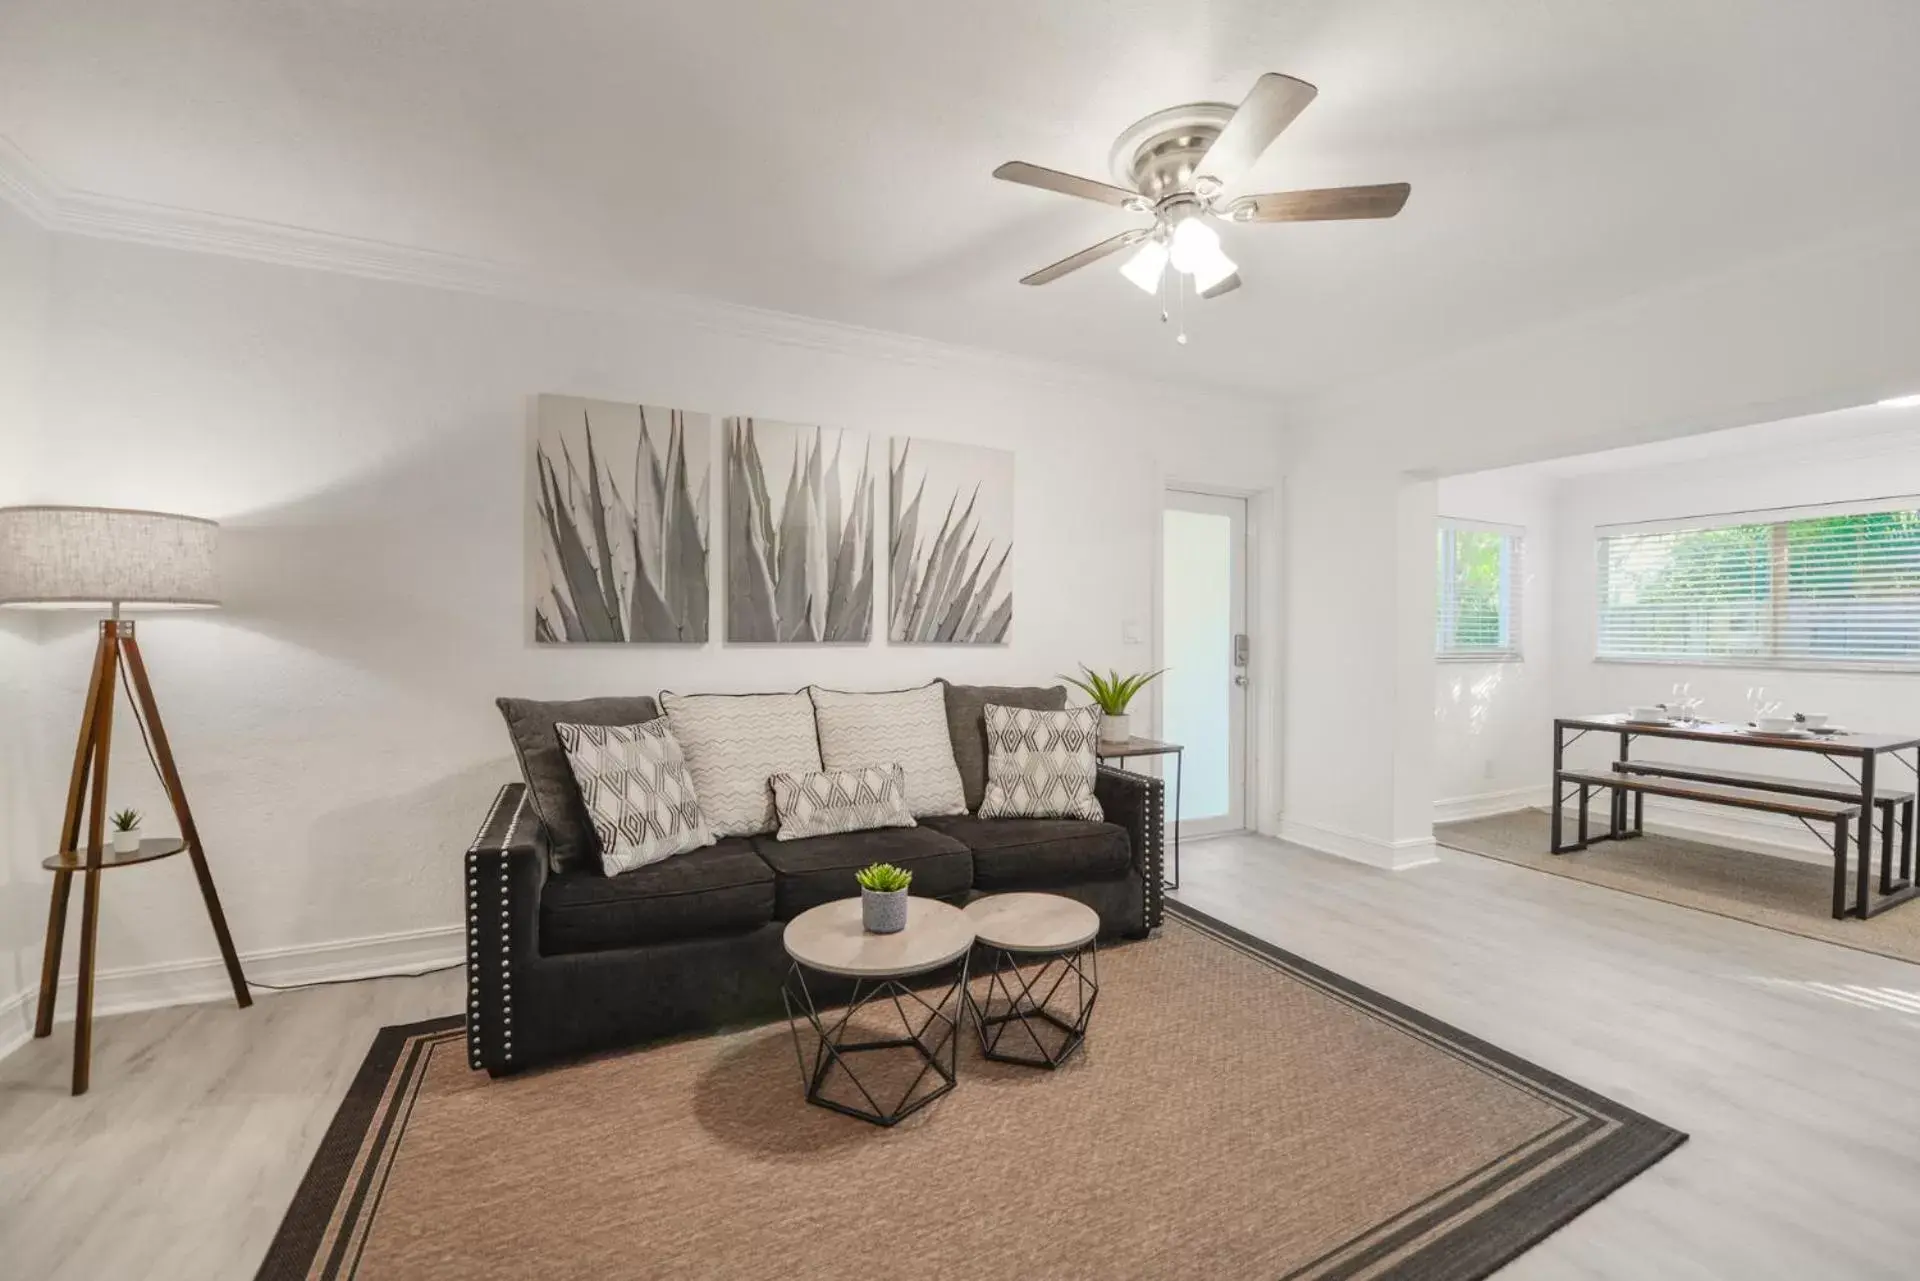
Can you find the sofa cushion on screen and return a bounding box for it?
[539,837,775,955]
[940,681,1067,813]
[751,825,972,920]
[923,816,1130,889]
[659,690,823,837]
[809,683,967,817]
[498,694,661,874]
[556,719,715,875]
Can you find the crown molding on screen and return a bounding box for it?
[0,135,1282,415]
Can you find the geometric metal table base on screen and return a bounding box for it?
[783,956,969,1127]
[965,940,1099,1070]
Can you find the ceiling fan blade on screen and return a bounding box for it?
[993,161,1142,209]
[1019,229,1148,286]
[1199,272,1242,300]
[1226,183,1411,222]
[1198,73,1319,185]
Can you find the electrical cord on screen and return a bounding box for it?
[247,960,466,992]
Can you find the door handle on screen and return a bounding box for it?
[1234,674,1250,687]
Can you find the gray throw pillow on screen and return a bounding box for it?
[978,704,1105,821]
[940,681,1068,813]
[497,695,661,873]
[770,764,917,841]
[810,683,966,817]
[660,690,823,837]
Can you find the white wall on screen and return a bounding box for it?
[11,231,1284,1011]
[0,197,51,1053]
[1432,468,1555,820]
[1286,213,1920,868]
[1550,408,1920,860]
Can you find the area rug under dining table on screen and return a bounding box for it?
[258,903,1683,1281]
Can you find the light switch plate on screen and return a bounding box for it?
[1121,618,1143,645]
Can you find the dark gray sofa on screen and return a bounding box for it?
[463,681,1165,1076]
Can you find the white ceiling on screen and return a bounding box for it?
[4,1,1919,401]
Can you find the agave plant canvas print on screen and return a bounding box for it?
[725,418,874,642]
[888,437,1013,644]
[530,395,711,643]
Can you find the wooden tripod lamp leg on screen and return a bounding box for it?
[121,630,251,1009]
[72,622,120,1096]
[34,623,114,1040]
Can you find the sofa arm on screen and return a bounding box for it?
[1096,764,1165,931]
[464,782,546,1075]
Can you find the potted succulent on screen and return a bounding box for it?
[855,862,912,934]
[1061,665,1167,746]
[110,808,143,855]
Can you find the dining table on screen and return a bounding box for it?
[1550,714,1920,919]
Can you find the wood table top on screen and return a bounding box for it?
[782,897,973,978]
[1558,714,1920,756]
[1096,736,1181,757]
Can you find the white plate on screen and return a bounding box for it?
[1740,725,1815,739]
[1624,717,1673,726]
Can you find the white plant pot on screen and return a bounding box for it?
[1100,712,1131,745]
[111,828,142,855]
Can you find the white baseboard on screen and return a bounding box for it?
[1279,817,1440,870]
[0,924,463,1066]
[1434,786,1550,824]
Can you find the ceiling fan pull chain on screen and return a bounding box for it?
[1176,272,1189,345]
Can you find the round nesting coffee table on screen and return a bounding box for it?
[963,893,1100,1069]
[781,897,974,1127]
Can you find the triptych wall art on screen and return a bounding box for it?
[528,393,1013,646]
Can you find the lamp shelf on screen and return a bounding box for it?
[42,839,187,872]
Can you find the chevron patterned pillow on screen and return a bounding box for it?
[555,720,717,876]
[809,683,967,818]
[660,691,823,837]
[770,764,918,841]
[978,704,1105,821]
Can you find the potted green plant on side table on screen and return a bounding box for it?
[1061,665,1166,746]
[855,862,913,934]
[110,808,143,855]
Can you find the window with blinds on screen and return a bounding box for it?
[1596,505,1920,667]
[1437,520,1523,660]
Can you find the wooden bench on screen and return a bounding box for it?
[1553,768,1862,918]
[1611,760,1914,895]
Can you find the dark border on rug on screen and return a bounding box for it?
[1164,900,1687,1281]
[254,1014,465,1281]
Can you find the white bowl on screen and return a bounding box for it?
[1797,712,1829,729]
[1756,715,1799,734]
[1627,706,1667,722]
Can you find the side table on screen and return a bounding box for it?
[1096,736,1183,890]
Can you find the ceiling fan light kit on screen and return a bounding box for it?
[994,72,1410,339]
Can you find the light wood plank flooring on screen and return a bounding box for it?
[4,835,1919,1279]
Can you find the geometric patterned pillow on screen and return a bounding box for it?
[977,704,1104,821]
[556,720,716,876]
[769,764,918,842]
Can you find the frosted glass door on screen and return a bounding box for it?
[1162,491,1248,834]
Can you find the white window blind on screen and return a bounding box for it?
[1437,520,1523,661]
[1596,502,1920,667]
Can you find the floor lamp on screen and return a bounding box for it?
[0,505,250,1095]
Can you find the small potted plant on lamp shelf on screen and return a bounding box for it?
[1061,665,1167,746]
[855,862,913,934]
[110,808,143,855]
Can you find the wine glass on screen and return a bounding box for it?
[1669,682,1695,724]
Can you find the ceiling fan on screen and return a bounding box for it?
[994,73,1409,305]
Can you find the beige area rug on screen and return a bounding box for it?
[1439,810,1920,965]
[259,904,1681,1281]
